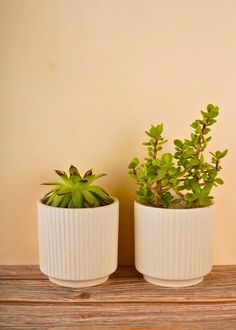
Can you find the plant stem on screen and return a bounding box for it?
[153,139,158,159]
[194,123,207,184]
[195,123,206,157]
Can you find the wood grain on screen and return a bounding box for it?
[1,276,236,303]
[0,265,236,329]
[1,303,236,329]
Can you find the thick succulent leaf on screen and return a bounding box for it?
[42,189,56,198]
[69,165,81,178]
[51,194,64,207]
[60,194,71,208]
[70,175,80,184]
[45,193,57,205]
[184,193,196,202]
[57,186,73,195]
[41,182,63,186]
[72,191,83,208]
[215,178,224,185]
[81,190,97,206]
[85,173,107,185]
[68,199,74,208]
[192,182,201,194]
[88,185,110,201]
[202,183,213,194]
[128,158,139,169]
[55,170,67,177]
[83,169,93,178]
[42,165,111,208]
[41,196,49,204]
[55,170,69,183]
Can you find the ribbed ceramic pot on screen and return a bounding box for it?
[135,202,215,287]
[37,198,119,288]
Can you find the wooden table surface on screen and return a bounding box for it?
[0,265,236,329]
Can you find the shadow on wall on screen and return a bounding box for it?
[111,182,135,265]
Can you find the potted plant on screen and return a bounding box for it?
[37,165,119,288]
[128,104,227,287]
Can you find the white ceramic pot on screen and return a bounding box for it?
[37,198,119,288]
[135,202,215,287]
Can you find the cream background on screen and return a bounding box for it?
[0,0,235,265]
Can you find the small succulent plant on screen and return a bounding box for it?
[128,104,228,208]
[41,165,113,208]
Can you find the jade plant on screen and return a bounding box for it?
[41,165,113,208]
[128,104,227,208]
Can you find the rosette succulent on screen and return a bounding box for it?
[41,165,113,208]
[128,104,228,208]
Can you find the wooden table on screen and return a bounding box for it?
[0,265,236,329]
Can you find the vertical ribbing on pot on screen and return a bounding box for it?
[135,202,215,280]
[37,199,119,281]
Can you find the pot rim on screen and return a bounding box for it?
[38,196,118,210]
[134,200,214,211]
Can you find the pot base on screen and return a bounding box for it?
[49,275,109,288]
[144,275,204,287]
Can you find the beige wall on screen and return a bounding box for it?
[0,0,235,265]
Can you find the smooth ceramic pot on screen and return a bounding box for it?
[37,198,119,288]
[135,202,215,287]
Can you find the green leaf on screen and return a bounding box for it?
[45,193,56,206]
[192,182,201,194]
[170,178,177,185]
[88,185,110,201]
[215,151,221,159]
[207,104,214,112]
[54,170,70,184]
[158,139,168,145]
[198,195,213,206]
[51,194,63,207]
[174,139,183,148]
[57,186,73,195]
[161,153,173,163]
[215,149,228,159]
[72,191,83,207]
[189,158,200,166]
[183,147,195,158]
[148,124,163,139]
[136,168,145,179]
[85,173,107,185]
[152,159,159,166]
[184,193,196,202]
[163,191,174,204]
[128,157,139,169]
[209,169,217,180]
[60,194,71,208]
[42,189,57,198]
[209,106,219,119]
[41,182,63,186]
[156,171,167,181]
[69,165,81,178]
[202,183,213,195]
[68,199,74,208]
[81,190,96,206]
[161,178,169,186]
[83,169,93,178]
[221,149,228,158]
[215,178,224,185]
[168,168,176,176]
